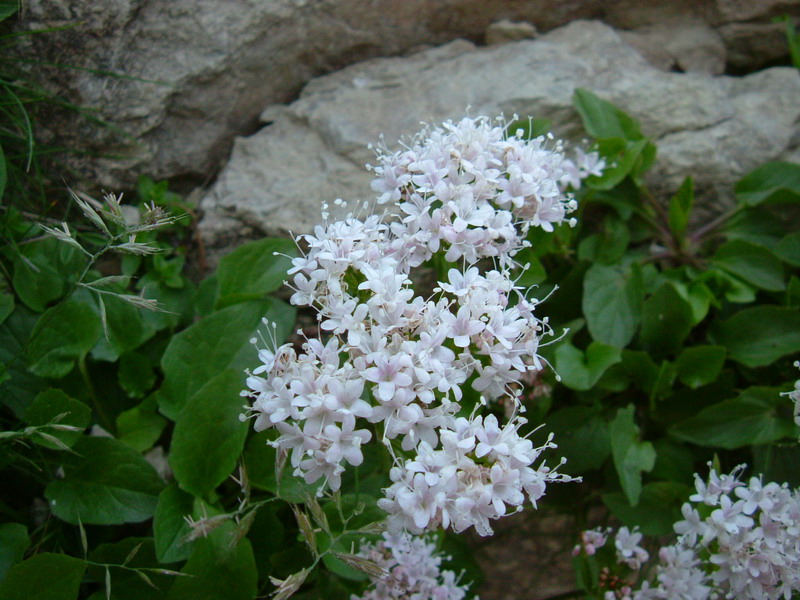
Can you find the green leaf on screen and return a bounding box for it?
[118,352,157,399]
[609,405,656,506]
[23,389,90,449]
[582,263,644,348]
[639,283,694,357]
[169,370,249,497]
[602,482,690,536]
[0,553,86,600]
[775,231,800,267]
[542,406,610,473]
[710,306,800,367]
[28,297,102,379]
[573,89,644,140]
[554,341,621,391]
[0,523,28,583]
[0,293,13,327]
[158,299,294,420]
[675,345,726,389]
[735,162,800,207]
[667,177,694,239]
[215,238,296,309]
[669,386,799,449]
[650,439,695,485]
[617,350,660,394]
[12,238,84,313]
[166,524,257,600]
[712,240,785,291]
[90,293,152,359]
[117,400,167,453]
[753,443,800,488]
[585,138,653,190]
[789,276,800,308]
[154,486,195,564]
[576,216,629,265]
[0,2,19,22]
[45,436,164,525]
[0,307,46,417]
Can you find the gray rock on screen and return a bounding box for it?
[620,19,727,75]
[19,0,799,189]
[199,20,800,250]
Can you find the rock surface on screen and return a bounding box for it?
[199,20,800,250]
[19,0,799,188]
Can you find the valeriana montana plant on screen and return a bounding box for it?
[573,463,800,600]
[242,116,603,538]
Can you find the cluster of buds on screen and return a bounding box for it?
[243,116,602,535]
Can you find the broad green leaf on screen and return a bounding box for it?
[554,341,621,391]
[650,360,677,403]
[652,373,737,426]
[0,307,46,417]
[0,523,28,583]
[154,486,195,564]
[576,216,629,265]
[166,524,257,600]
[667,177,693,239]
[117,399,166,452]
[712,240,785,292]
[541,406,610,473]
[639,283,693,357]
[0,2,18,22]
[585,138,652,190]
[753,443,800,488]
[0,553,86,600]
[45,436,163,525]
[775,231,800,267]
[573,89,644,140]
[790,276,800,308]
[169,369,249,497]
[158,298,295,420]
[23,389,90,449]
[619,350,659,394]
[118,351,157,399]
[650,439,695,485]
[0,293,13,326]
[710,306,800,367]
[12,238,83,313]
[582,263,644,348]
[28,297,102,379]
[707,267,757,304]
[609,405,656,506]
[669,386,799,449]
[90,292,152,359]
[215,238,296,309]
[723,207,786,249]
[735,162,800,206]
[602,482,690,536]
[675,345,726,389]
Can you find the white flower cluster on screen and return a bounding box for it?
[572,525,649,575]
[580,466,800,600]
[243,116,595,535]
[352,532,475,600]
